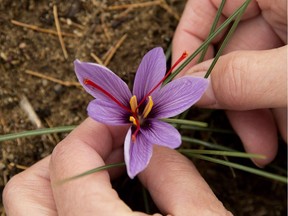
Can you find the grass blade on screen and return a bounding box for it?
[181,136,234,151]
[179,125,233,134]
[198,0,226,63]
[163,118,208,127]
[142,186,151,214]
[0,125,76,142]
[179,149,265,159]
[164,0,252,84]
[56,162,126,185]
[189,154,287,183]
[204,0,251,78]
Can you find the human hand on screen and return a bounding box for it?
[3,118,232,216]
[173,0,287,166]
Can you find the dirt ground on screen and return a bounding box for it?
[0,0,287,215]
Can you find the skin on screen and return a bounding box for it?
[3,0,287,215]
[173,0,287,166]
[3,118,231,216]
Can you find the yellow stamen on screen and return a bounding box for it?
[129,95,138,113]
[129,116,137,126]
[143,96,153,118]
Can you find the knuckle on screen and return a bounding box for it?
[50,138,79,165]
[50,141,66,164]
[214,52,250,108]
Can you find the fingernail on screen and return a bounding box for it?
[252,158,266,168]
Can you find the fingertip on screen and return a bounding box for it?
[227,109,278,167]
[172,0,216,71]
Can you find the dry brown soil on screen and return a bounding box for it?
[0,0,286,215]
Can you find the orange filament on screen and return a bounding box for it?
[129,95,154,142]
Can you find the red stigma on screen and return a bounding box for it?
[131,114,141,142]
[137,51,188,108]
[84,79,132,113]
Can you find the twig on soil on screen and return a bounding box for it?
[91,53,104,65]
[102,46,113,61]
[116,7,134,19]
[44,118,60,144]
[11,20,79,38]
[106,0,162,10]
[8,162,28,170]
[25,69,81,88]
[106,0,179,21]
[20,95,43,128]
[19,95,57,144]
[104,34,128,66]
[60,17,85,30]
[159,0,180,21]
[101,13,112,41]
[0,117,8,133]
[53,5,68,59]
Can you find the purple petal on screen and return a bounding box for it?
[74,60,132,107]
[124,127,153,179]
[151,77,209,118]
[142,119,181,149]
[87,99,130,125]
[132,47,166,100]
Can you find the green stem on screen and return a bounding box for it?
[189,154,287,183]
[163,118,208,127]
[142,186,151,214]
[56,162,126,184]
[198,0,226,63]
[179,149,265,159]
[204,0,251,78]
[181,136,234,151]
[164,0,251,84]
[165,43,172,61]
[0,125,76,142]
[179,125,233,134]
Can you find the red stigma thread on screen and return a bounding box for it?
[131,114,141,142]
[84,79,132,113]
[137,51,188,108]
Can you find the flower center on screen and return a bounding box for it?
[129,95,153,141]
[83,51,188,143]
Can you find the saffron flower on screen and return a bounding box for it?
[74,47,209,178]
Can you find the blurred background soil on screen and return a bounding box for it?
[0,0,286,215]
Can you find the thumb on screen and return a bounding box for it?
[188,46,287,110]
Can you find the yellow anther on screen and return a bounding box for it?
[129,95,138,113]
[129,116,137,126]
[143,96,153,118]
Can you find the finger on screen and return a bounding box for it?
[222,15,283,52]
[189,47,287,109]
[226,109,278,167]
[49,118,140,215]
[104,146,126,179]
[172,0,259,70]
[211,0,260,19]
[139,146,232,216]
[172,0,220,68]
[3,156,57,216]
[257,0,287,42]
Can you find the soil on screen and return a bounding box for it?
[0,0,287,215]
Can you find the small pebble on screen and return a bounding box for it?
[19,42,26,49]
